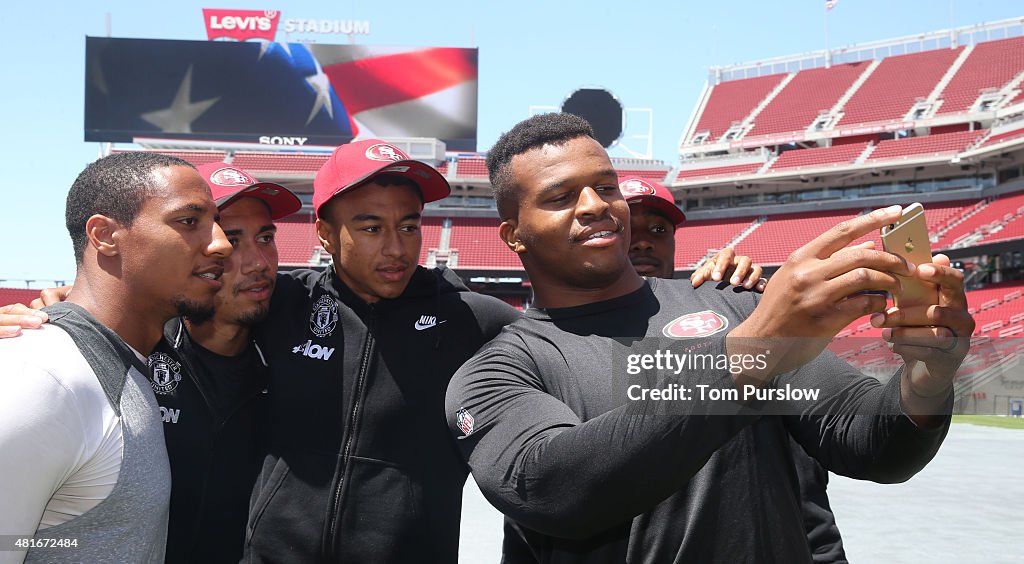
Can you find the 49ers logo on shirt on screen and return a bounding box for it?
[619,178,656,197]
[662,310,729,339]
[209,167,256,187]
[365,143,408,162]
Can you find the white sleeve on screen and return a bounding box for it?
[0,361,87,563]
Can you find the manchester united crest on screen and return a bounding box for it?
[310,294,339,338]
[148,352,183,395]
[662,310,729,339]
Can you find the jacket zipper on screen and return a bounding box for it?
[189,385,265,558]
[176,336,267,558]
[324,309,375,559]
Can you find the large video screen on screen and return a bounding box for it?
[85,37,478,150]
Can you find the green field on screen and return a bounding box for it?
[953,415,1024,429]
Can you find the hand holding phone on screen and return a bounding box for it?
[880,203,938,307]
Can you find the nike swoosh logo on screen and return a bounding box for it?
[414,320,447,331]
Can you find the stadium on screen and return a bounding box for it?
[8,15,1020,415]
[1,6,1023,563]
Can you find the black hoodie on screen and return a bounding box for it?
[151,317,269,563]
[245,266,519,563]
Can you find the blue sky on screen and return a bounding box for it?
[1,0,1020,284]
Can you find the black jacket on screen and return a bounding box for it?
[245,266,519,563]
[149,317,269,563]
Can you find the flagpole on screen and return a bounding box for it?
[824,3,831,68]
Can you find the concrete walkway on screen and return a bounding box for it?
[459,423,1024,563]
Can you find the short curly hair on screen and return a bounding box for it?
[66,152,195,263]
[486,113,595,220]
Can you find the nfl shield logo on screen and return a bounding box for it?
[456,408,475,436]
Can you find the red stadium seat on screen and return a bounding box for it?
[675,163,763,183]
[112,149,227,167]
[448,218,520,269]
[675,217,757,268]
[747,62,869,139]
[689,74,787,143]
[454,156,489,178]
[768,142,870,171]
[837,48,963,127]
[937,191,1024,248]
[936,36,1024,114]
[273,211,320,266]
[985,211,1024,244]
[735,208,879,265]
[978,127,1024,149]
[615,169,671,183]
[867,130,983,161]
[0,288,42,307]
[232,152,330,174]
[419,217,444,265]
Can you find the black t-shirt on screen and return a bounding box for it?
[149,318,268,564]
[446,278,951,563]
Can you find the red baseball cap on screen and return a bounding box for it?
[619,177,686,227]
[196,163,302,220]
[313,139,450,217]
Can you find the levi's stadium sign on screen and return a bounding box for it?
[203,9,280,41]
[202,8,370,41]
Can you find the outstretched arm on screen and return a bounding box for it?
[446,336,757,539]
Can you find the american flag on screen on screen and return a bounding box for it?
[310,45,478,147]
[84,38,479,150]
[85,38,352,143]
[826,0,839,10]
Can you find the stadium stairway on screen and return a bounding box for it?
[922,45,975,112]
[933,199,990,248]
[692,217,766,269]
[935,36,1024,114]
[687,73,788,143]
[724,73,796,142]
[827,59,882,126]
[746,61,870,139]
[838,48,964,127]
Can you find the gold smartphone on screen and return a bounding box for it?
[880,203,938,308]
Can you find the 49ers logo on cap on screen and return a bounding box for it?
[620,178,656,197]
[365,143,408,162]
[662,310,729,339]
[209,167,256,187]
